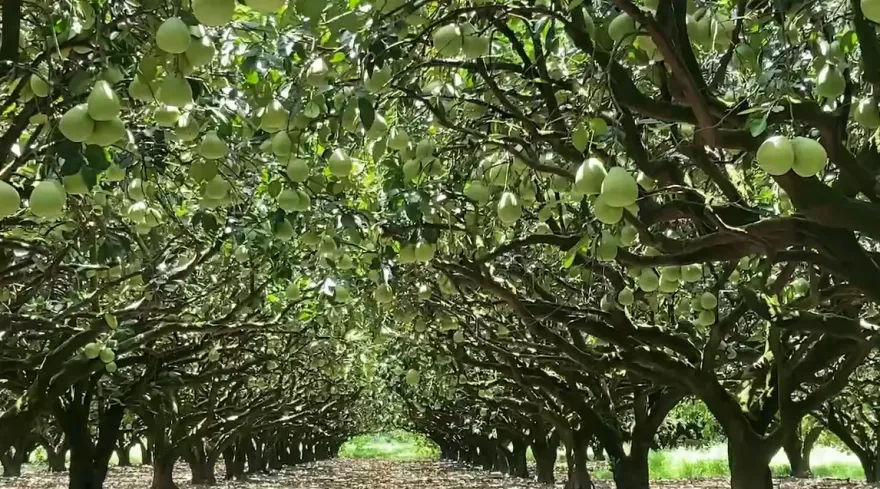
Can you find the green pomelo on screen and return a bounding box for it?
[600,167,638,207]
[85,117,126,147]
[328,149,352,177]
[755,135,794,175]
[199,131,228,160]
[286,158,310,182]
[29,180,67,218]
[433,24,463,57]
[155,105,181,127]
[0,180,21,217]
[497,191,521,224]
[574,157,607,195]
[60,104,95,142]
[156,17,191,54]
[790,136,827,177]
[157,76,193,107]
[87,80,121,121]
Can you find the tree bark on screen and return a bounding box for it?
[493,444,509,473]
[611,441,650,489]
[507,439,529,478]
[46,443,67,473]
[532,435,558,484]
[149,456,178,489]
[116,445,131,467]
[563,432,593,489]
[0,449,24,477]
[728,440,774,489]
[784,424,823,478]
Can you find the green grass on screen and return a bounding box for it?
[338,430,440,460]
[635,444,864,480]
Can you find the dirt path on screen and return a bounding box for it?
[0,459,872,488]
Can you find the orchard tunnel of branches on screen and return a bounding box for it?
[7,0,880,489]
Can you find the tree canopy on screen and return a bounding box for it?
[3,0,880,489]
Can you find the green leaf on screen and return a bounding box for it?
[84,145,110,171]
[358,97,375,133]
[749,118,767,137]
[268,180,282,198]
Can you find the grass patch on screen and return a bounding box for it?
[338,431,439,460]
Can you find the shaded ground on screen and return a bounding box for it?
[0,459,873,488]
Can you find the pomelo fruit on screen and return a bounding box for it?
[60,104,95,142]
[128,178,146,201]
[638,269,660,292]
[600,167,638,207]
[84,342,102,359]
[306,58,330,86]
[374,284,393,303]
[608,12,637,45]
[700,291,717,309]
[29,180,66,218]
[388,128,410,150]
[175,113,200,141]
[87,80,121,121]
[697,310,716,326]
[85,117,126,147]
[433,24,462,57]
[619,224,638,245]
[286,158,310,182]
[199,131,228,160]
[261,99,288,132]
[30,73,49,97]
[274,219,295,241]
[155,105,181,127]
[593,194,623,224]
[816,64,845,99]
[414,241,435,262]
[574,157,607,195]
[156,17,191,54]
[636,171,656,191]
[790,136,827,177]
[272,131,293,156]
[405,369,421,385]
[328,149,352,177]
[855,97,880,128]
[617,287,634,306]
[128,76,156,103]
[99,348,115,363]
[185,36,215,67]
[0,181,20,217]
[464,181,490,204]
[205,175,229,199]
[104,361,118,373]
[365,66,392,93]
[399,244,416,263]
[756,135,794,175]
[192,0,235,25]
[863,0,880,25]
[277,188,300,212]
[247,0,286,13]
[157,75,193,107]
[497,191,521,224]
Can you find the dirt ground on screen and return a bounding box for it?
[0,459,873,488]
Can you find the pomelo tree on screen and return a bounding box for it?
[2,0,880,489]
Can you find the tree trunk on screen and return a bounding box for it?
[116,445,131,467]
[591,439,605,461]
[46,444,67,473]
[141,440,153,465]
[493,444,509,473]
[149,456,178,489]
[0,450,23,477]
[728,440,774,489]
[564,433,593,489]
[479,441,495,471]
[532,438,558,484]
[508,439,528,478]
[611,442,650,489]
